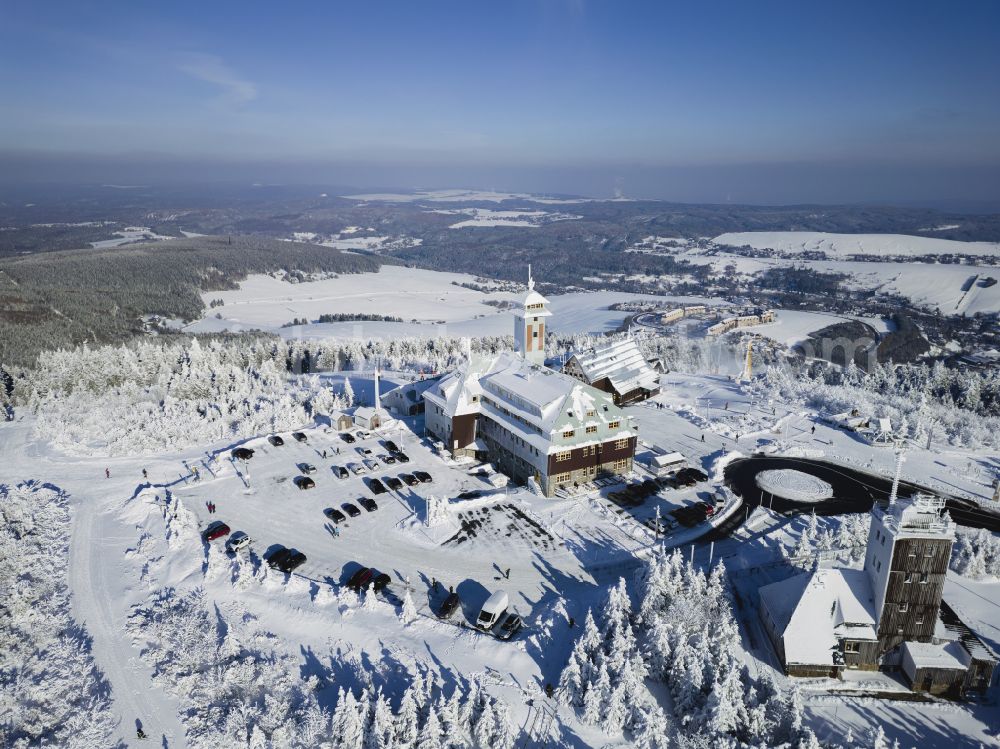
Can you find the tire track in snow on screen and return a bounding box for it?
[69,500,187,747]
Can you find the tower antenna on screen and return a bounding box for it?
[528,264,534,291]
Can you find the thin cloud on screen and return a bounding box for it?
[175,52,257,106]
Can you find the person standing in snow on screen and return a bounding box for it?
[105,467,110,479]
[142,468,148,480]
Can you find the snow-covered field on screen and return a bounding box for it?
[189,267,726,338]
[427,208,581,228]
[90,226,175,248]
[713,231,1000,259]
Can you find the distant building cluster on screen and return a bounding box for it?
[657,304,708,325]
[707,308,776,336]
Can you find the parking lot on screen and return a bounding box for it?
[174,420,616,627]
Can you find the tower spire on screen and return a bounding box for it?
[528,264,534,291]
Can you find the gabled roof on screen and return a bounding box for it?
[568,337,659,396]
[423,351,631,440]
[759,568,877,667]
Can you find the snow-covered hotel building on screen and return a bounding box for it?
[758,495,996,696]
[423,272,638,496]
[562,336,660,405]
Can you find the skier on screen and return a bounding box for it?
[701,434,705,442]
[105,468,110,479]
[432,577,438,590]
[724,401,729,411]
[504,568,511,579]
[142,468,148,480]
[193,466,200,481]
[568,616,575,628]
[545,683,554,699]
[322,449,327,459]
[811,425,816,435]
[136,721,146,739]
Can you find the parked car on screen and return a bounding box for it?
[340,432,356,444]
[477,590,509,630]
[356,430,371,440]
[292,431,308,443]
[226,531,251,552]
[394,452,410,464]
[334,465,349,479]
[267,547,291,569]
[342,502,362,518]
[437,592,461,619]
[349,568,391,592]
[282,551,307,573]
[457,490,482,500]
[414,470,432,483]
[298,463,317,474]
[203,521,230,542]
[363,458,379,471]
[324,507,346,524]
[384,440,399,453]
[357,446,373,456]
[401,473,419,487]
[349,463,366,475]
[367,478,387,495]
[268,435,285,446]
[358,497,378,512]
[347,567,372,590]
[295,476,316,490]
[231,447,254,461]
[381,454,397,465]
[495,612,523,640]
[383,476,401,491]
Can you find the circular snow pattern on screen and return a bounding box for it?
[755,469,833,503]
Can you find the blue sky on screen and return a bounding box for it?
[1,1,999,202]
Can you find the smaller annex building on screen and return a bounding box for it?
[758,494,997,696]
[562,336,660,406]
[380,377,440,417]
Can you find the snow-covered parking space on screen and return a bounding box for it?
[170,420,632,628]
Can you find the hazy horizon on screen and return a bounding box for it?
[2,1,999,206]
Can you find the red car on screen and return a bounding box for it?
[203,521,230,542]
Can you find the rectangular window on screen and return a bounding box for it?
[555,450,572,462]
[844,642,860,653]
[925,547,934,557]
[587,409,596,417]
[904,572,913,583]
[608,420,620,429]
[586,425,597,434]
[920,573,929,584]
[613,458,629,470]
[563,429,575,438]
[615,438,629,450]
[916,614,924,625]
[553,472,571,483]
[899,602,908,613]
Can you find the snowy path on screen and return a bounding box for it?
[69,496,187,747]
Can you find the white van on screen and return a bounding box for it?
[476,590,509,631]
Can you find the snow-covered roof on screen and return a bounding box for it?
[423,351,633,444]
[568,337,659,396]
[876,494,956,541]
[759,568,876,667]
[650,452,685,467]
[902,641,969,671]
